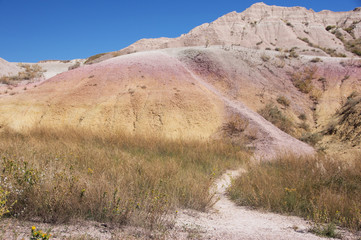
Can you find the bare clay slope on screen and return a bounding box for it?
[90,2,361,64]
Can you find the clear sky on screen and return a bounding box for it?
[0,0,360,62]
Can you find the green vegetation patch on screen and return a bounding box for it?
[258,104,294,135]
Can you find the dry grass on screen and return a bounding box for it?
[228,154,361,231]
[0,126,249,229]
[291,66,317,94]
[84,53,106,64]
[0,64,44,85]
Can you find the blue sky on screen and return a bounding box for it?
[0,0,360,62]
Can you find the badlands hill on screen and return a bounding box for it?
[88,2,361,64]
[1,3,361,158]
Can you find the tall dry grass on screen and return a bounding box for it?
[228,154,361,231]
[0,126,249,229]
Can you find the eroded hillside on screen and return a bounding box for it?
[2,45,361,157]
[86,2,361,64]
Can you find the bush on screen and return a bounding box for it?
[298,113,307,121]
[258,104,294,135]
[310,57,322,63]
[68,62,81,70]
[299,132,322,146]
[261,54,270,62]
[223,114,249,136]
[344,38,361,56]
[291,66,317,94]
[298,122,310,131]
[326,25,336,31]
[276,96,290,107]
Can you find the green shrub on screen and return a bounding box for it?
[344,38,361,56]
[299,132,322,146]
[291,66,317,94]
[258,104,294,135]
[261,54,270,62]
[0,187,11,219]
[298,113,307,121]
[310,57,322,63]
[326,25,336,31]
[276,96,290,107]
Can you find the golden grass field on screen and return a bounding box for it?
[0,126,249,231]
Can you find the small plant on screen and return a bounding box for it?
[311,222,339,238]
[205,39,210,48]
[298,37,310,44]
[223,114,249,136]
[30,226,51,240]
[309,89,322,103]
[261,54,270,62]
[298,113,307,121]
[299,132,322,146]
[68,62,80,70]
[275,59,285,68]
[276,96,290,107]
[310,57,322,63]
[344,38,361,56]
[0,187,11,219]
[291,66,318,94]
[84,53,106,64]
[298,122,310,131]
[325,25,336,31]
[289,51,299,58]
[276,53,287,59]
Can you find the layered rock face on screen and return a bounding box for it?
[90,2,361,64]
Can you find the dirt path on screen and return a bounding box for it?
[165,56,327,239]
[172,168,328,240]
